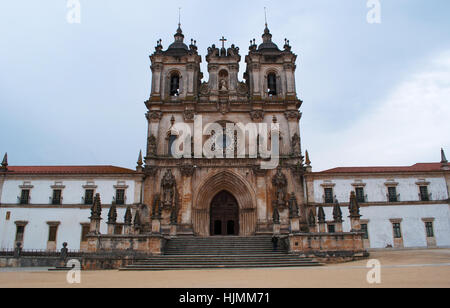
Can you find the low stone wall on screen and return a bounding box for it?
[85,234,166,254]
[287,232,369,263]
[0,257,63,268]
[0,252,152,270]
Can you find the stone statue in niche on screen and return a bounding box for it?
[272,168,287,207]
[288,193,299,219]
[219,78,228,91]
[147,135,157,157]
[291,133,301,157]
[170,190,180,225]
[161,169,176,207]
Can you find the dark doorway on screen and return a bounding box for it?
[210,191,239,236]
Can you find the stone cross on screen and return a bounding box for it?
[220,36,227,49]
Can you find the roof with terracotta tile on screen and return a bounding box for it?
[1,166,137,175]
[318,163,444,174]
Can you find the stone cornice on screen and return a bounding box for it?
[307,171,448,179]
[2,174,143,180]
[0,204,134,209]
[307,199,449,207]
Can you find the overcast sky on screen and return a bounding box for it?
[0,0,449,171]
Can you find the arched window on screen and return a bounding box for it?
[267,73,277,96]
[170,73,180,96]
[168,135,177,157]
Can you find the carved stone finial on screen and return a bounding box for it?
[124,206,132,225]
[333,200,343,223]
[170,115,176,126]
[441,148,448,164]
[134,210,141,229]
[107,203,117,224]
[151,194,162,219]
[137,150,143,169]
[90,193,102,220]
[305,150,311,166]
[1,153,7,171]
[308,210,316,226]
[318,206,326,224]
[349,191,361,218]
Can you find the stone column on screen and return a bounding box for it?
[180,165,194,227]
[253,167,268,230]
[290,217,300,233]
[152,219,161,234]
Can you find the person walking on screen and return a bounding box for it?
[271,235,279,251]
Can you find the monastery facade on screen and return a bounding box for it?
[0,24,449,257]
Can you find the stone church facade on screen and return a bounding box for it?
[142,24,307,238]
[0,24,449,259]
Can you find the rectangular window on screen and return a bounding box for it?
[361,224,369,239]
[328,224,335,233]
[84,189,94,205]
[355,187,365,203]
[388,187,398,202]
[425,222,434,238]
[393,223,402,239]
[324,188,334,204]
[48,225,58,242]
[114,225,123,235]
[116,189,125,205]
[15,225,25,242]
[419,186,430,201]
[20,189,30,205]
[81,225,90,242]
[52,190,62,205]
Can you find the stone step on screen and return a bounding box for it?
[121,236,319,271]
[120,262,322,271]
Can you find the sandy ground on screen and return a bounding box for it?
[0,249,449,288]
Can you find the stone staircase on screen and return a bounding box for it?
[120,236,323,271]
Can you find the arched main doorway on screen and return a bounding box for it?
[210,191,239,236]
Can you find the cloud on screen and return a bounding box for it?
[311,49,450,171]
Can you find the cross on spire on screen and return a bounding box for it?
[178,7,181,27]
[264,7,268,28]
[220,36,227,49]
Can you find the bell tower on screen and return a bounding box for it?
[148,24,202,103]
[245,25,297,101]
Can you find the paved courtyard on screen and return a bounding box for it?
[0,249,449,288]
